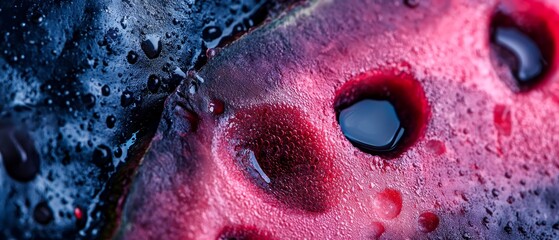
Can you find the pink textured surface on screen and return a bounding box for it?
[117,0,559,239]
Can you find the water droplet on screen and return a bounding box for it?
[147,75,161,93]
[126,50,139,64]
[493,104,512,136]
[370,222,385,239]
[206,48,219,59]
[101,85,110,96]
[82,93,96,108]
[492,26,548,84]
[374,188,403,220]
[0,127,40,182]
[425,139,446,155]
[33,201,53,224]
[338,99,404,152]
[121,90,134,107]
[202,26,222,42]
[74,207,83,220]
[418,211,440,233]
[106,115,116,129]
[141,35,162,59]
[209,99,225,115]
[92,145,113,171]
[404,0,420,8]
[74,207,87,229]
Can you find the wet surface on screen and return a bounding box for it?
[0,0,299,239]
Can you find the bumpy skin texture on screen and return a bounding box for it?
[118,0,559,239]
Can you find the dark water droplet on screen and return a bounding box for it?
[202,26,222,42]
[209,99,225,115]
[370,222,385,239]
[114,147,122,158]
[338,99,404,152]
[418,211,440,233]
[92,145,113,171]
[121,90,134,107]
[106,115,116,129]
[404,0,420,8]
[492,26,548,85]
[0,127,40,182]
[101,85,110,96]
[82,93,96,108]
[147,75,161,93]
[141,35,162,59]
[33,201,53,224]
[126,50,139,64]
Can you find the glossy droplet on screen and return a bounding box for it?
[82,93,96,108]
[147,75,161,93]
[101,85,110,96]
[33,201,54,225]
[374,188,403,220]
[209,99,225,115]
[202,26,222,42]
[106,115,116,129]
[92,145,113,171]
[74,207,83,220]
[493,104,512,136]
[338,99,404,152]
[206,48,218,59]
[418,211,440,233]
[121,90,134,107]
[75,207,87,229]
[127,50,139,64]
[370,222,385,239]
[0,127,40,182]
[141,35,162,59]
[492,26,549,86]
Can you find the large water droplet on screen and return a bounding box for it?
[33,201,53,224]
[92,145,113,172]
[493,27,547,83]
[147,75,161,93]
[202,26,222,42]
[338,99,404,152]
[141,35,162,59]
[0,127,40,182]
[374,188,403,220]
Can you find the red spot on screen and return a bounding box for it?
[418,211,440,233]
[370,222,385,239]
[374,188,403,220]
[74,207,83,220]
[425,139,446,155]
[493,104,512,136]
